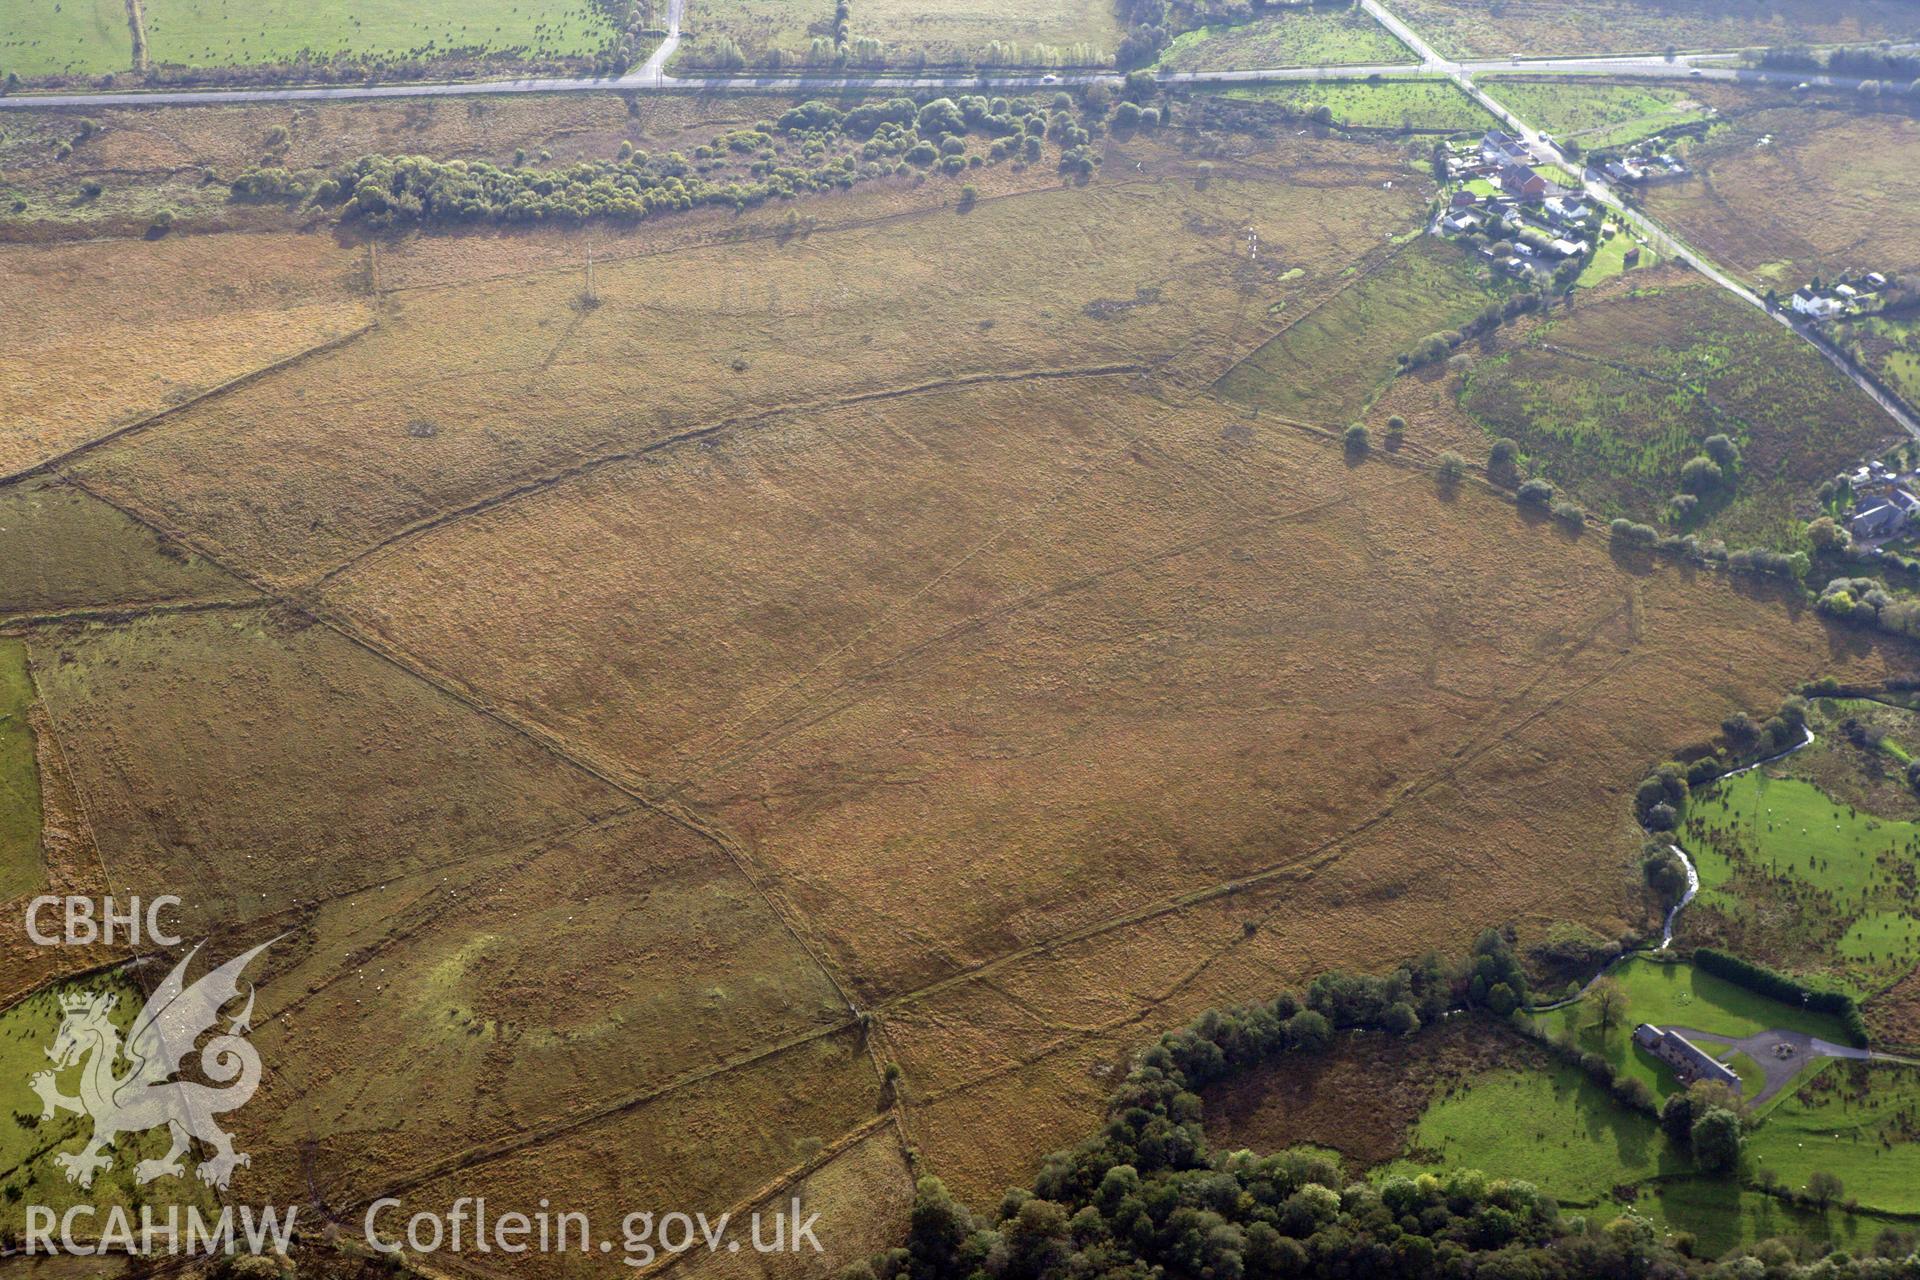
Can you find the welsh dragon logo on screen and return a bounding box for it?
[29,940,276,1191]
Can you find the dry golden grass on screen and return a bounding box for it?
[1643,107,1920,288]
[376,1025,882,1278]
[0,233,369,475]
[672,1124,915,1280]
[76,138,1423,583]
[228,807,852,1211]
[318,368,1910,1204]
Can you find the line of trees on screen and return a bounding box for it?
[1693,947,1870,1047]
[228,92,1115,229]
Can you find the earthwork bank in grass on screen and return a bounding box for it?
[1217,235,1507,426]
[74,138,1422,582]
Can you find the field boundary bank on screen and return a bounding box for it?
[308,363,1152,586]
[52,467,870,1044]
[1,320,377,487]
[349,1016,865,1209]
[0,594,265,631]
[1208,231,1421,391]
[124,0,147,72]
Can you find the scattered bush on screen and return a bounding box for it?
[1517,478,1555,506]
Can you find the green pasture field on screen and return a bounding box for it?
[1218,237,1503,423]
[1682,766,1920,995]
[1531,958,1846,1103]
[0,0,132,78]
[1482,77,1712,150]
[0,973,221,1238]
[140,0,616,69]
[1748,1063,1920,1215]
[1382,1061,1680,1206]
[1575,228,1659,287]
[1157,9,1412,72]
[1840,313,1920,408]
[1213,78,1493,130]
[0,641,43,901]
[1640,1176,1906,1258]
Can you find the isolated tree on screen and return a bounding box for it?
[1680,455,1725,494]
[1436,450,1467,484]
[1344,422,1371,455]
[1660,1091,1696,1143]
[1381,1002,1421,1035]
[1589,976,1629,1033]
[1691,1107,1745,1174]
[1517,478,1555,506]
[1703,433,1741,470]
[1488,438,1520,483]
[1806,1171,1845,1209]
[1806,516,1849,553]
[1643,848,1689,902]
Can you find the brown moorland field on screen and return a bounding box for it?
[1203,1017,1544,1166]
[1643,106,1920,290]
[0,233,370,476]
[1384,0,1920,58]
[6,102,1920,1257]
[73,136,1425,583]
[318,365,1910,1205]
[0,477,246,618]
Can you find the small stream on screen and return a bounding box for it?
[1658,844,1699,950]
[1657,725,1815,950]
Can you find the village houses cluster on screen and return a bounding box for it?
[1840,457,1920,543]
[1788,270,1894,320]
[1434,130,1605,280]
